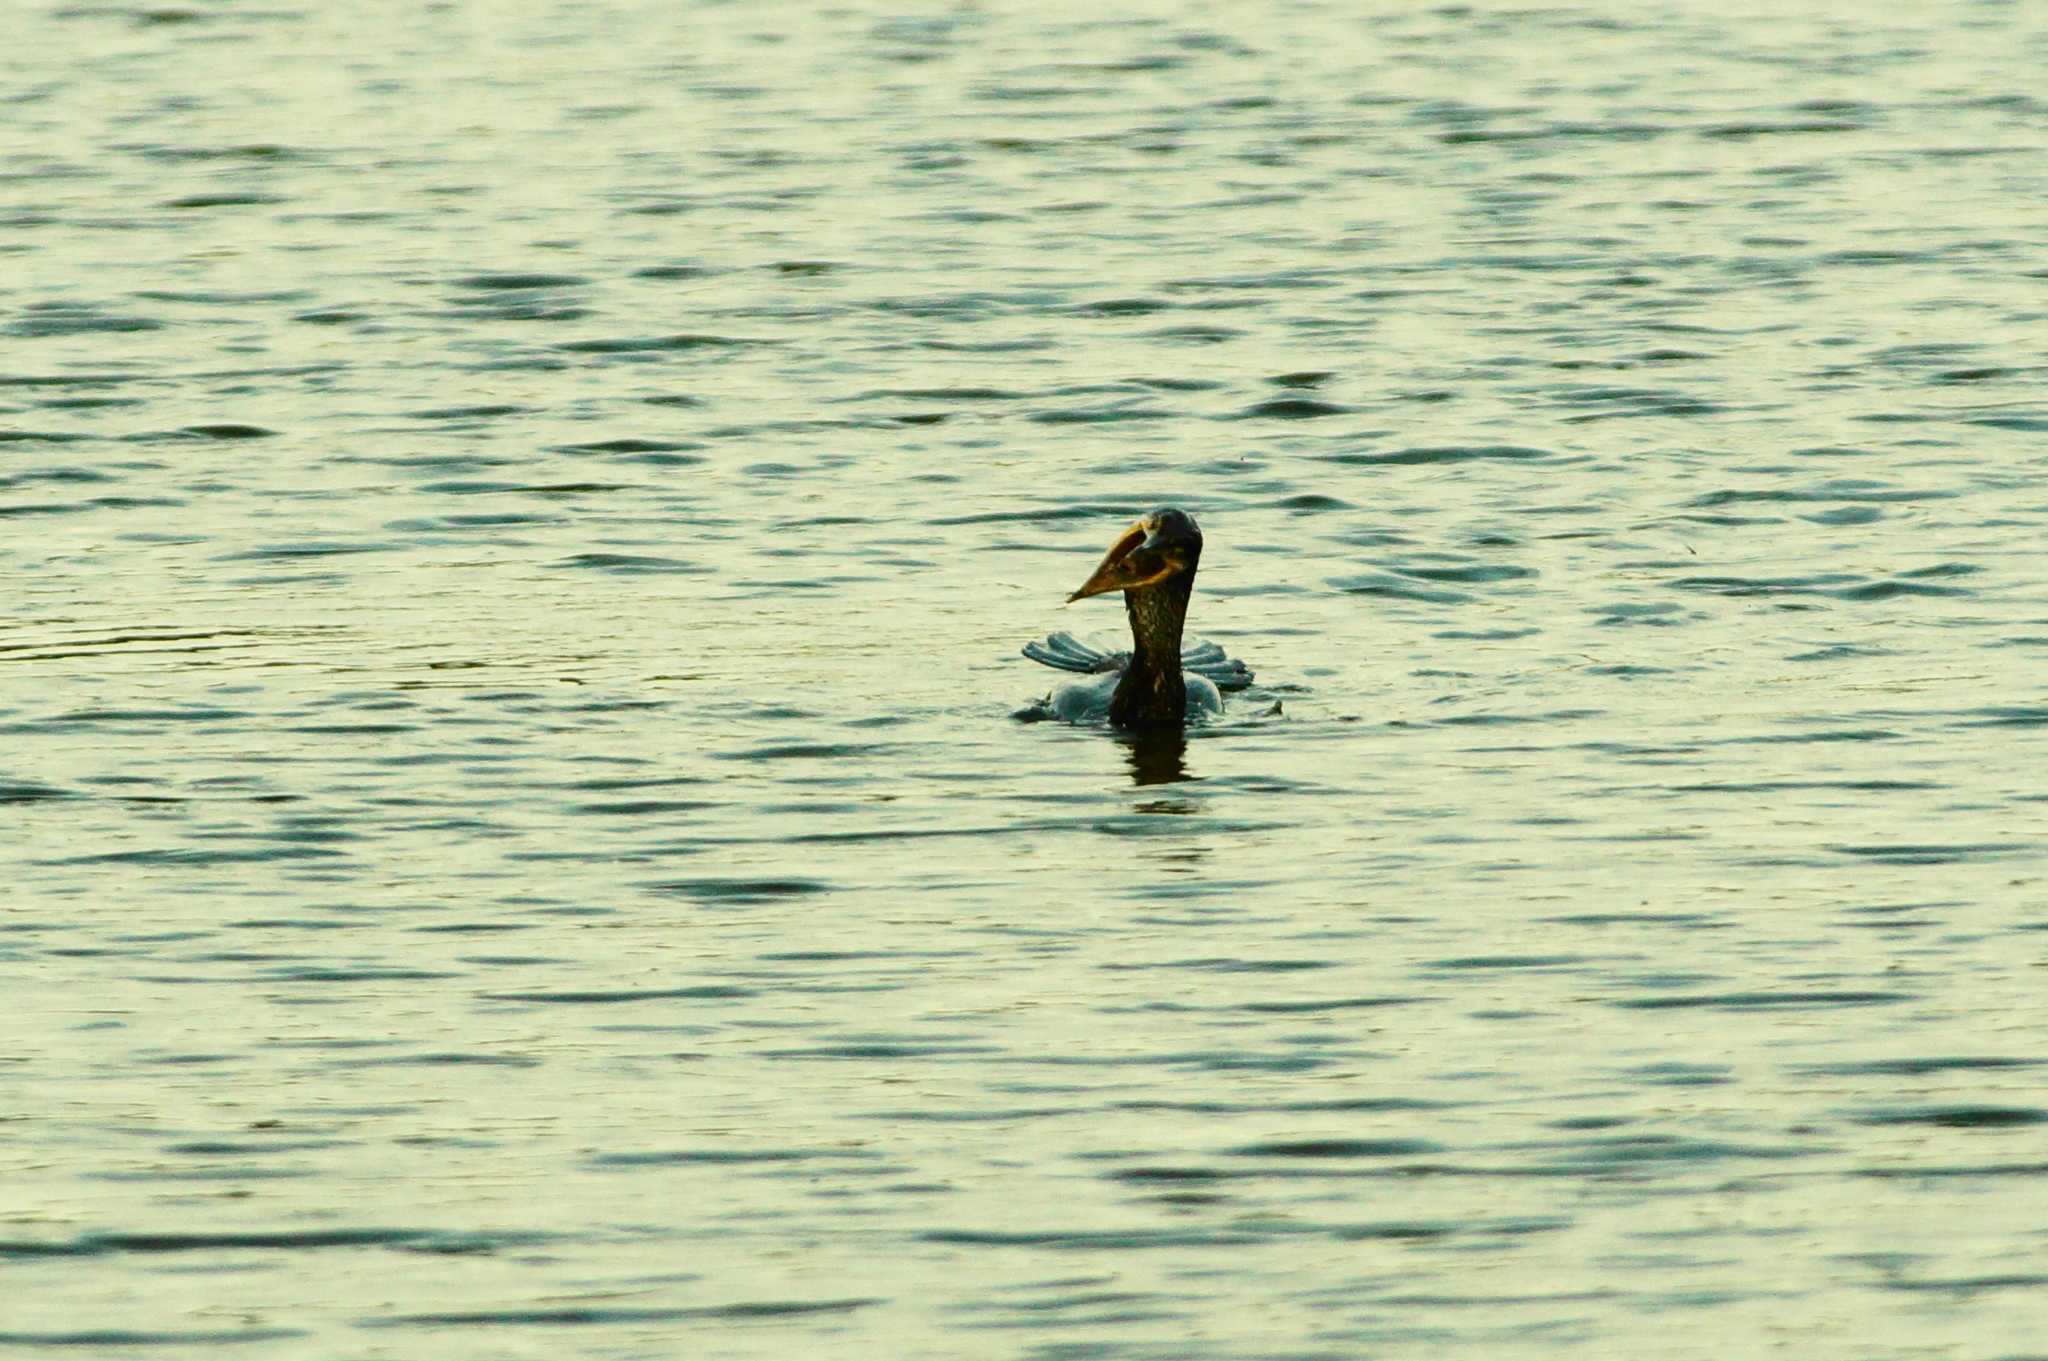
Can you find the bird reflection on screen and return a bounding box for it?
[1121,726,1191,787]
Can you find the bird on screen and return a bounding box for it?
[1021,508,1253,727]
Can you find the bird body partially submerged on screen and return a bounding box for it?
[1020,508,1252,727]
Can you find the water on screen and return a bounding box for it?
[4,1,2046,1356]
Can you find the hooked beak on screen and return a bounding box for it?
[1066,518,1186,603]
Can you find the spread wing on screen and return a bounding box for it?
[1182,640,1254,691]
[1021,630,1122,674]
[1022,631,1253,691]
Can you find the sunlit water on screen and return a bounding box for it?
[4,2,2047,1357]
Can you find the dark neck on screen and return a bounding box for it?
[1110,573,1193,727]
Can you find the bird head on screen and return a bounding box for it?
[1067,508,1204,603]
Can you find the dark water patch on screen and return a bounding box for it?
[445,298,589,322]
[332,1051,544,1069]
[1698,116,1866,139]
[554,333,763,353]
[1397,562,1537,585]
[409,403,528,420]
[1670,778,1937,794]
[1142,324,1241,343]
[1329,573,1471,604]
[1612,990,1910,1011]
[134,288,309,305]
[860,1106,1080,1123]
[1028,405,1173,425]
[592,1147,879,1166]
[632,262,725,278]
[1965,413,2048,432]
[1878,1274,2048,1296]
[418,480,625,496]
[553,437,705,454]
[453,272,590,290]
[646,877,831,902]
[483,985,753,1004]
[1423,954,1588,971]
[1333,1216,1570,1243]
[923,1228,1262,1250]
[219,541,402,560]
[1855,1163,2048,1181]
[0,371,141,388]
[762,1041,1000,1060]
[32,704,247,725]
[1236,397,1351,419]
[257,966,453,982]
[120,140,303,161]
[5,310,163,337]
[716,742,897,761]
[1432,709,1601,728]
[1624,1062,1732,1087]
[1057,296,1175,317]
[162,192,284,209]
[556,552,707,574]
[1527,1133,1813,1169]
[0,429,92,443]
[1822,248,1934,266]
[369,1298,878,1327]
[857,385,1029,402]
[1234,996,1415,1015]
[1832,843,2023,865]
[1957,707,2048,728]
[1437,119,1671,146]
[1725,727,1900,745]
[1837,579,1971,602]
[1553,385,1726,418]
[283,722,416,736]
[1031,1049,1336,1074]
[1593,600,1684,625]
[169,423,276,440]
[165,1139,345,1156]
[571,799,714,815]
[1667,574,1968,601]
[1325,444,1554,467]
[0,781,74,802]
[1167,269,1337,293]
[1100,956,1337,973]
[60,1227,443,1253]
[1437,626,1542,641]
[1854,1106,2048,1129]
[1800,1056,2036,1077]
[0,1328,304,1347]
[1229,1139,1440,1159]
[565,775,713,791]
[2,466,112,492]
[1687,484,1952,507]
[1803,505,1883,526]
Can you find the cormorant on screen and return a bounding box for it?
[1022,508,1253,727]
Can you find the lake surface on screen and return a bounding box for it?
[4,2,2046,1356]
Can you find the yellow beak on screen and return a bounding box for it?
[1067,518,1184,602]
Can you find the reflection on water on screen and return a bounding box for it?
[4,1,2047,1357]
[1122,727,1191,787]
